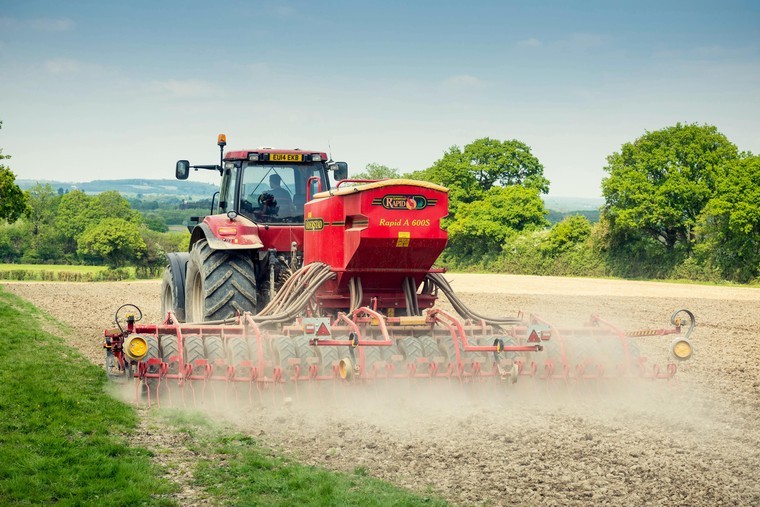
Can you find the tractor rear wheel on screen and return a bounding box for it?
[160,253,189,322]
[185,239,257,323]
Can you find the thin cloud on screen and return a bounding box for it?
[653,44,757,61]
[518,38,542,48]
[274,5,295,17]
[0,16,74,32]
[556,32,606,50]
[267,1,295,17]
[441,74,484,90]
[248,62,271,73]
[30,18,75,32]
[149,79,221,99]
[45,58,82,74]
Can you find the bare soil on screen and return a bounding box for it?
[4,275,760,506]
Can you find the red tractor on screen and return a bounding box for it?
[159,134,349,323]
[105,135,696,405]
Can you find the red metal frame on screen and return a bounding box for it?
[108,304,686,408]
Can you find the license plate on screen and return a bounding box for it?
[270,153,303,162]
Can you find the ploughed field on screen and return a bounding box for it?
[4,276,760,506]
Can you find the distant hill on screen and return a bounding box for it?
[542,196,604,212]
[17,178,218,199]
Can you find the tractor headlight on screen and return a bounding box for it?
[670,337,693,361]
[124,335,149,361]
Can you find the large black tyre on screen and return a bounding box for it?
[381,341,402,363]
[160,253,189,322]
[159,334,180,374]
[226,337,252,378]
[294,336,316,363]
[437,338,462,370]
[204,335,225,366]
[183,335,206,371]
[360,346,385,376]
[271,336,299,380]
[399,336,427,373]
[138,335,161,392]
[185,239,257,322]
[463,336,489,367]
[475,336,496,372]
[317,345,341,376]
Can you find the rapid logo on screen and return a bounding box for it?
[377,195,428,210]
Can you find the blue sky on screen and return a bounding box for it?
[1,0,758,197]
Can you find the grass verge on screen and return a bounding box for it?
[0,287,448,506]
[154,410,448,507]
[0,289,174,506]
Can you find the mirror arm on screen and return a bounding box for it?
[192,164,223,174]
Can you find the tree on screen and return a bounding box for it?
[352,163,400,180]
[601,123,739,252]
[143,213,169,233]
[55,190,142,251]
[0,121,28,223]
[137,229,189,277]
[96,190,142,224]
[25,183,60,234]
[55,190,105,253]
[77,218,146,268]
[542,215,593,256]
[696,155,760,282]
[412,137,549,216]
[446,185,548,262]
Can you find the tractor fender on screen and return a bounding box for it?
[189,220,264,251]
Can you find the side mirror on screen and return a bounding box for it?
[329,161,348,181]
[176,160,190,180]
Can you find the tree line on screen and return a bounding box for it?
[0,183,189,276]
[356,124,760,284]
[1,121,758,283]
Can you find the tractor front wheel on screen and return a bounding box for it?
[185,240,257,322]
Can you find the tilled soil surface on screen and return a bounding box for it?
[4,276,760,506]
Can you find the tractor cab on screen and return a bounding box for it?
[221,149,337,224]
[175,135,348,225]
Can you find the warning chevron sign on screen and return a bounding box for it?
[302,317,331,338]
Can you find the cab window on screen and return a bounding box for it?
[239,162,326,223]
[217,165,238,214]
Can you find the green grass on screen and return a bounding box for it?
[0,263,136,281]
[0,289,175,506]
[0,263,108,273]
[0,287,448,506]
[154,411,447,507]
